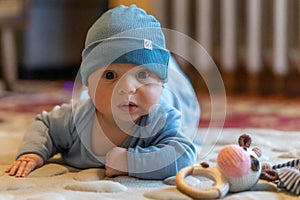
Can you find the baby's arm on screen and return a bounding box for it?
[6,153,44,177]
[127,138,196,180]
[8,103,77,177]
[126,108,196,179]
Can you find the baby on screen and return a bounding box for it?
[6,5,200,179]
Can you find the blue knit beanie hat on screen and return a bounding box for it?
[80,5,170,86]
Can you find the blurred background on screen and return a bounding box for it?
[0,0,299,96]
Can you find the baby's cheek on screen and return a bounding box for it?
[143,91,162,110]
[94,93,113,113]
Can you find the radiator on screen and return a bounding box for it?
[152,0,300,95]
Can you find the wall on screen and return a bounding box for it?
[108,0,151,13]
[21,0,108,70]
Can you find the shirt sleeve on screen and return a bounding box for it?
[126,105,197,180]
[16,103,76,162]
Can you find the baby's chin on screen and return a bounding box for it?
[113,108,149,122]
[113,114,141,130]
[115,116,138,124]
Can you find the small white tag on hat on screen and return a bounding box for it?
[144,39,153,50]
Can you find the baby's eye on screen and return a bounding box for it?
[137,71,149,79]
[104,71,117,80]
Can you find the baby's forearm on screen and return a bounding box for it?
[127,142,196,180]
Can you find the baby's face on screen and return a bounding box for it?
[88,64,163,124]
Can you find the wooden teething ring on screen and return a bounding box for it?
[176,165,229,199]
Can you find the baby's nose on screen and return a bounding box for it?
[117,75,139,94]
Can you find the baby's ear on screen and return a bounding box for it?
[252,146,262,158]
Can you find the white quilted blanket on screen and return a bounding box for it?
[0,128,299,200]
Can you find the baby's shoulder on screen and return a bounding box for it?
[157,99,181,117]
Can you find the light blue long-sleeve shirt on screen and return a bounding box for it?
[18,98,196,179]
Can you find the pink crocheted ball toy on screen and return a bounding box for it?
[217,144,251,177]
[217,143,262,192]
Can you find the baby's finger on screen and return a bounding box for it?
[15,160,28,177]
[5,163,14,173]
[105,166,115,178]
[6,160,21,176]
[21,160,37,177]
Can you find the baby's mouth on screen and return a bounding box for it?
[118,102,138,112]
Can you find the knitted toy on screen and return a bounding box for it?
[176,134,262,199]
[260,158,300,196]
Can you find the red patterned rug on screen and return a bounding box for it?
[0,81,72,133]
[1,81,300,132]
[198,94,300,131]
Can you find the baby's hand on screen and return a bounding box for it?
[105,147,128,177]
[5,153,44,177]
[105,166,128,178]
